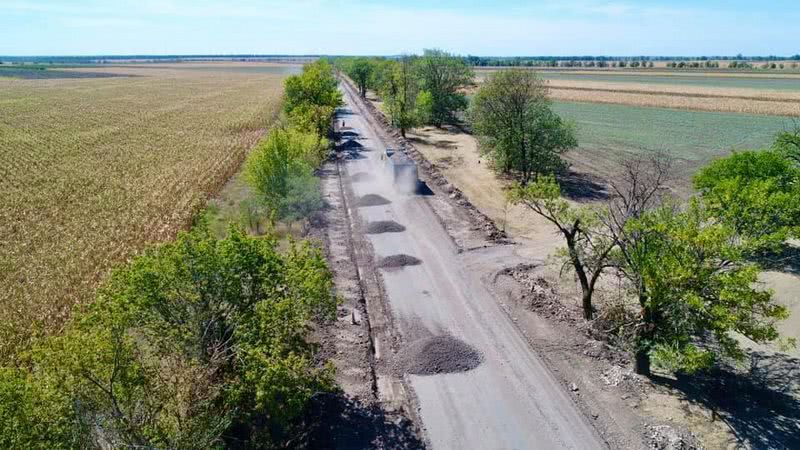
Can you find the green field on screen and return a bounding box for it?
[540,71,800,91]
[553,101,797,189]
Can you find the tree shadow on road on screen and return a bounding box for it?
[754,242,800,276]
[651,351,800,449]
[296,392,425,449]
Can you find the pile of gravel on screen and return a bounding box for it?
[357,194,391,207]
[378,254,421,269]
[364,220,406,234]
[395,335,483,376]
[351,172,374,183]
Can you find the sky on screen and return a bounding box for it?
[1,0,799,57]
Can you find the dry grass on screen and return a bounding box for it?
[0,64,292,361]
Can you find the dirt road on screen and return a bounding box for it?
[335,80,606,449]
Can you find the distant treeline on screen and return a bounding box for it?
[0,54,321,64]
[465,54,800,67]
[5,53,800,66]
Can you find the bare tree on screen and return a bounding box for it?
[509,151,672,321]
[603,151,674,374]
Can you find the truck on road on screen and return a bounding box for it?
[382,148,418,193]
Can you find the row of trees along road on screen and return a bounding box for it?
[0,60,343,448]
[336,50,474,137]
[245,59,342,231]
[473,68,795,376]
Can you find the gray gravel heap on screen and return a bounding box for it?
[357,194,391,207]
[378,254,421,269]
[364,220,406,234]
[396,335,483,376]
[350,172,374,183]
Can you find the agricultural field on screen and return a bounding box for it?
[474,68,800,116]
[552,101,797,192]
[0,63,296,360]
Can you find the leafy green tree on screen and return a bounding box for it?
[381,56,420,138]
[0,367,84,450]
[245,128,327,224]
[508,176,614,319]
[617,201,790,376]
[773,128,800,164]
[284,60,342,136]
[693,149,800,250]
[414,90,434,125]
[470,68,577,183]
[348,57,374,97]
[415,49,474,127]
[2,226,337,448]
[368,58,395,93]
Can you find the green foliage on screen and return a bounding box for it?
[2,226,337,448]
[471,69,577,183]
[284,60,342,136]
[622,201,789,374]
[245,128,327,224]
[693,149,800,249]
[416,49,474,127]
[346,57,374,97]
[415,90,434,125]
[0,367,83,449]
[280,169,324,225]
[773,128,800,164]
[380,56,421,138]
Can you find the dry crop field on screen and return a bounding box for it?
[474,68,800,116]
[0,63,295,360]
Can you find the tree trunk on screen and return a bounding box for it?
[634,292,652,376]
[634,348,651,376]
[400,127,406,138]
[581,289,593,320]
[565,230,593,320]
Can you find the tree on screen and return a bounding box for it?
[470,68,577,183]
[618,201,789,376]
[693,148,800,250]
[284,60,342,137]
[773,127,800,165]
[415,49,474,127]
[348,57,374,97]
[3,226,337,447]
[508,152,672,320]
[381,56,420,138]
[245,128,327,223]
[509,176,614,319]
[414,90,434,125]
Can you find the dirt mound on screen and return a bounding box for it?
[378,254,421,269]
[357,194,391,207]
[364,221,406,234]
[396,335,482,376]
[351,172,374,183]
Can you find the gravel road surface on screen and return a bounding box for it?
[338,81,606,450]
